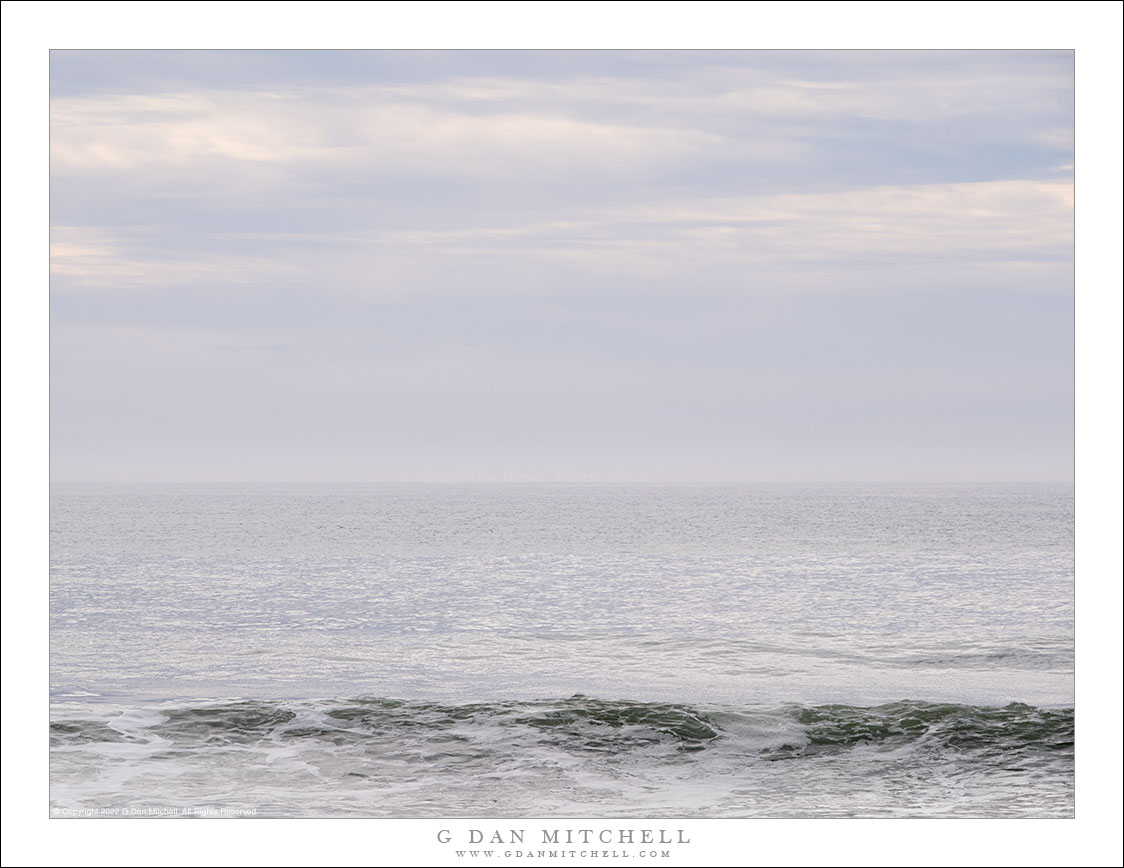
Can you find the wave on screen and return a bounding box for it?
[50,696,1074,818]
[50,695,1072,760]
[775,700,1073,760]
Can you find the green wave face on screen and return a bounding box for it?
[51,696,1073,759]
[784,700,1073,757]
[49,696,1075,818]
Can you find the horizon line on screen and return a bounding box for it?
[48,477,1076,485]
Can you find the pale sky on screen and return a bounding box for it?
[49,49,1075,481]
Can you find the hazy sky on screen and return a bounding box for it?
[49,50,1074,482]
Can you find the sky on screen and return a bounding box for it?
[48,49,1076,482]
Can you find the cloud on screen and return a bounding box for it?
[51,178,1073,298]
[49,86,739,182]
[47,51,1075,481]
[1033,127,1075,151]
[49,55,1074,304]
[51,54,1073,187]
[49,225,302,289]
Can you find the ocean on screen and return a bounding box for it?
[49,482,1074,818]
